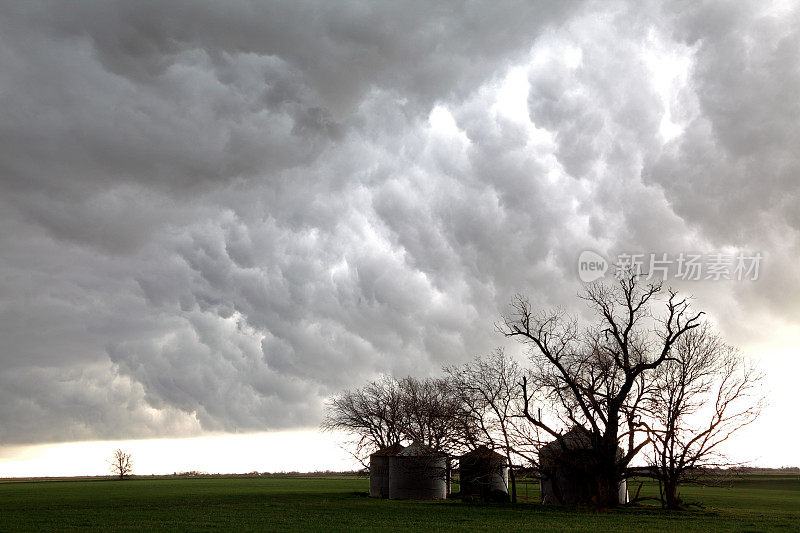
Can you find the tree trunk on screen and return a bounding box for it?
[509,463,517,503]
[594,432,621,507]
[595,474,620,507]
[446,460,451,496]
[663,480,681,510]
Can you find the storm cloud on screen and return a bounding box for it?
[1,1,798,445]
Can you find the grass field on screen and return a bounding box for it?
[0,473,797,531]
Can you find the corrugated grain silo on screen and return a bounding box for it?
[458,446,509,502]
[388,442,448,500]
[369,443,405,498]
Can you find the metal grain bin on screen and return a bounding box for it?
[388,442,447,500]
[539,427,629,505]
[369,444,405,498]
[458,446,509,502]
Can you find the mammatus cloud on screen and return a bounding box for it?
[0,0,798,445]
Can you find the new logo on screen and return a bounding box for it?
[578,250,608,283]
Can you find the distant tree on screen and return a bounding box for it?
[444,349,523,502]
[644,325,763,509]
[109,449,133,480]
[499,272,704,507]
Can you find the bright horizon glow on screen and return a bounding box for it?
[0,430,360,478]
[2,328,798,479]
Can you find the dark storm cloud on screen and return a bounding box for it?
[0,0,797,445]
[645,1,800,325]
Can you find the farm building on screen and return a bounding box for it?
[539,428,628,505]
[369,443,405,498]
[388,442,449,500]
[458,446,509,502]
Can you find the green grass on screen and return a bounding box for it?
[0,474,798,531]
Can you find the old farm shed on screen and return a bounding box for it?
[539,428,628,505]
[388,442,448,500]
[458,446,509,502]
[369,443,405,498]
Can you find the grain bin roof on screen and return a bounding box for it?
[540,427,624,460]
[397,442,444,457]
[460,446,506,460]
[371,443,406,457]
[540,427,592,453]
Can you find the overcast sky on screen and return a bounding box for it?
[1,1,799,471]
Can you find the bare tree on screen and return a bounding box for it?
[444,349,524,502]
[645,324,763,509]
[321,376,405,466]
[322,375,465,466]
[397,376,465,454]
[109,449,133,480]
[499,272,704,507]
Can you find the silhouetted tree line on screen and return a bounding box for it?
[323,273,763,509]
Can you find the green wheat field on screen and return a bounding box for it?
[1,473,798,531]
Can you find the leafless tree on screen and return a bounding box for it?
[322,375,466,466]
[397,376,465,454]
[644,324,763,509]
[321,376,405,466]
[444,349,524,502]
[499,272,704,507]
[109,449,133,480]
